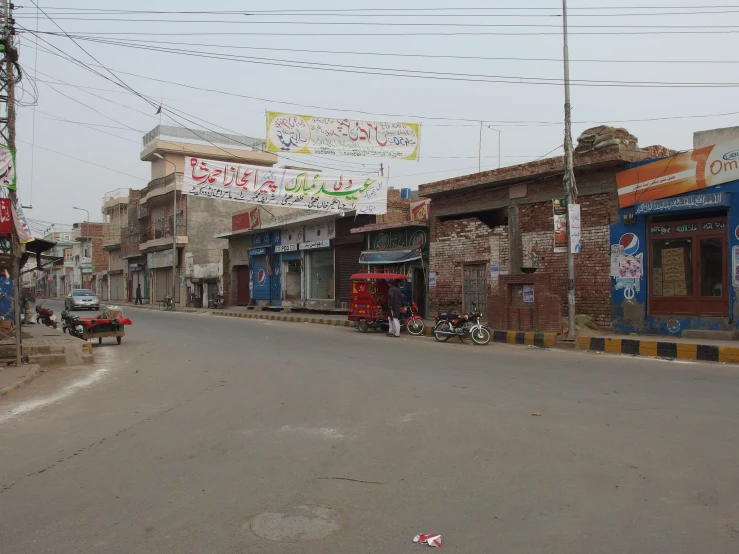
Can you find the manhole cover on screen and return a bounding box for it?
[250,505,342,542]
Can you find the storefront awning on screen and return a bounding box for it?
[359,247,422,264]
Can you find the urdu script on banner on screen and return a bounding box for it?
[183,156,388,215]
[266,112,420,160]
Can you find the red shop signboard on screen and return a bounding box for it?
[0,199,11,234]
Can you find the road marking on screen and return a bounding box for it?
[0,368,109,424]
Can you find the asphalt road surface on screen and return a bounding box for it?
[1,301,738,553]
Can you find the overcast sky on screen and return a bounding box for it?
[12,1,738,231]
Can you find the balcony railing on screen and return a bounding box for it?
[143,172,182,198]
[121,233,141,258]
[140,223,187,244]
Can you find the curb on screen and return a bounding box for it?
[0,364,41,398]
[576,336,739,364]
[214,311,355,327]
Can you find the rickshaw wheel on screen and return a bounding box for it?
[357,319,369,333]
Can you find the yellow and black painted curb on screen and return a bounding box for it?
[493,330,558,348]
[0,366,41,398]
[576,336,739,364]
[214,311,355,328]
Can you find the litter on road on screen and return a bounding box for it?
[413,533,442,547]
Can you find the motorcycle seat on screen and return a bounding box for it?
[438,313,461,320]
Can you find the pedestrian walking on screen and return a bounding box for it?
[135,283,143,305]
[387,279,402,338]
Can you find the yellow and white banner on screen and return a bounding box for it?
[183,156,388,216]
[266,111,420,160]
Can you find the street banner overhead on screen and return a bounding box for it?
[266,111,420,160]
[183,156,388,215]
[616,139,739,208]
[0,146,16,190]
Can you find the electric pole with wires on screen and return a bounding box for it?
[0,0,21,365]
[562,0,579,341]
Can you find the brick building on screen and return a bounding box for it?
[419,143,657,331]
[72,222,108,291]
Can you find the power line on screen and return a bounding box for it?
[28,31,739,88]
[29,38,739,127]
[28,35,739,66]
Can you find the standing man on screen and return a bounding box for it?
[387,279,402,338]
[135,283,143,305]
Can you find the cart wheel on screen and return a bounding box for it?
[117,336,122,345]
[357,319,369,333]
[98,337,102,344]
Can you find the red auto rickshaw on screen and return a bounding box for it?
[348,273,425,336]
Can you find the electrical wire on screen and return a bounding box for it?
[28,37,739,128]
[28,31,739,89]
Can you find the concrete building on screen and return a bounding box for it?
[126,125,277,306]
[102,189,139,302]
[72,222,107,292]
[40,230,77,297]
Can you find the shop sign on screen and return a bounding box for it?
[633,192,728,215]
[651,226,671,234]
[410,199,430,221]
[372,228,427,250]
[232,207,261,232]
[248,247,267,256]
[702,221,725,231]
[274,244,298,253]
[129,264,145,272]
[281,225,303,246]
[0,198,11,234]
[147,249,174,269]
[676,223,698,233]
[299,239,331,250]
[617,138,739,208]
[252,231,271,246]
[305,220,336,242]
[429,272,437,287]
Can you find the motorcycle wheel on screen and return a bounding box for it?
[434,322,452,342]
[471,326,491,345]
[406,316,425,336]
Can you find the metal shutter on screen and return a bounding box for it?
[336,245,363,303]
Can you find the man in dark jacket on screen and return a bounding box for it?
[135,283,143,305]
[387,279,402,338]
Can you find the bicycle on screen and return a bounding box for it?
[159,295,174,311]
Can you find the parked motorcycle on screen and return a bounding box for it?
[35,302,58,329]
[208,293,225,309]
[61,310,85,338]
[433,303,490,345]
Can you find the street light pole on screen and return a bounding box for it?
[562,0,578,340]
[154,153,178,310]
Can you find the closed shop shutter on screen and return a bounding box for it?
[110,274,124,301]
[336,245,363,303]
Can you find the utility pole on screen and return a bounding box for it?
[1,0,20,365]
[562,0,578,340]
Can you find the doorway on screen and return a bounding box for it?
[237,266,250,305]
[463,263,487,314]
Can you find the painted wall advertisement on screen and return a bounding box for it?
[733,246,739,288]
[183,156,388,215]
[553,199,568,253]
[568,203,581,253]
[610,233,643,301]
[429,272,437,287]
[523,284,535,303]
[616,138,739,208]
[266,111,420,160]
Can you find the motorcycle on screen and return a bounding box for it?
[35,302,58,329]
[433,302,491,345]
[208,293,225,309]
[61,310,84,337]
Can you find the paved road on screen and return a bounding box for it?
[1,301,738,553]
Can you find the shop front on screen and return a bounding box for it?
[248,230,282,306]
[356,224,429,316]
[301,239,334,308]
[147,249,179,303]
[612,162,739,335]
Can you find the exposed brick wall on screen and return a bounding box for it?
[518,193,616,329]
[429,217,508,315]
[374,188,410,225]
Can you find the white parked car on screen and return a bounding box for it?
[65,289,100,311]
